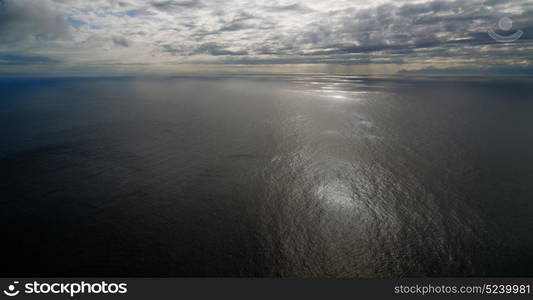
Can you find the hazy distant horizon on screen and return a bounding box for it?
[1,71,533,80]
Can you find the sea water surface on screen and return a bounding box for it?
[1,76,533,277]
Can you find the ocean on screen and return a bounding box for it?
[1,75,532,277]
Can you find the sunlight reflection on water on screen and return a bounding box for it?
[1,76,533,277]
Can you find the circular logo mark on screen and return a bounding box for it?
[488,17,524,43]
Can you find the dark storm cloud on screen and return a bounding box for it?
[220,22,255,32]
[0,0,69,44]
[112,35,131,47]
[151,0,204,10]
[117,1,133,7]
[263,3,314,13]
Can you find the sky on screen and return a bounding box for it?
[0,0,532,76]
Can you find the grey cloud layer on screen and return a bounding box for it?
[0,0,531,73]
[0,0,69,44]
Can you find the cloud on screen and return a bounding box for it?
[0,0,532,75]
[192,42,248,56]
[151,0,204,10]
[263,3,314,14]
[112,35,131,47]
[0,0,70,44]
